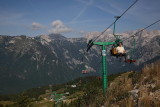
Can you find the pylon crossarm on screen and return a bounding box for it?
[93,42,116,46]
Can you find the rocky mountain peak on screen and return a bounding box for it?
[39,35,51,42]
[48,33,66,40]
[39,33,67,45]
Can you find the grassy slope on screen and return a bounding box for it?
[0,60,159,107]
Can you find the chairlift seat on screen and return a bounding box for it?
[82,70,89,74]
[110,48,117,56]
[125,59,136,63]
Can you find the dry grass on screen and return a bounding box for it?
[104,61,160,107]
[139,95,153,107]
[0,101,15,106]
[105,72,134,106]
[124,97,134,107]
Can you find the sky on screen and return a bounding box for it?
[0,0,160,37]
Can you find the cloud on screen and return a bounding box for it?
[49,20,73,33]
[31,22,45,30]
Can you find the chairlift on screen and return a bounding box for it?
[81,67,96,74]
[82,70,89,74]
[110,24,136,63]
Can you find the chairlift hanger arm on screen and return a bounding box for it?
[113,16,120,39]
[86,0,138,52]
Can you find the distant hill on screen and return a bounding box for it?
[0,30,160,94]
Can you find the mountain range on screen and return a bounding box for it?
[0,30,159,94]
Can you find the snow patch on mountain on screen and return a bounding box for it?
[40,35,52,42]
[63,50,70,59]
[9,40,15,44]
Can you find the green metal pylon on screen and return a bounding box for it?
[51,92,64,107]
[87,16,121,95]
[93,42,116,95]
[102,45,107,94]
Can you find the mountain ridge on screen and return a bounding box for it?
[0,30,159,94]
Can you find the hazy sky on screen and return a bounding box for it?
[0,0,160,37]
